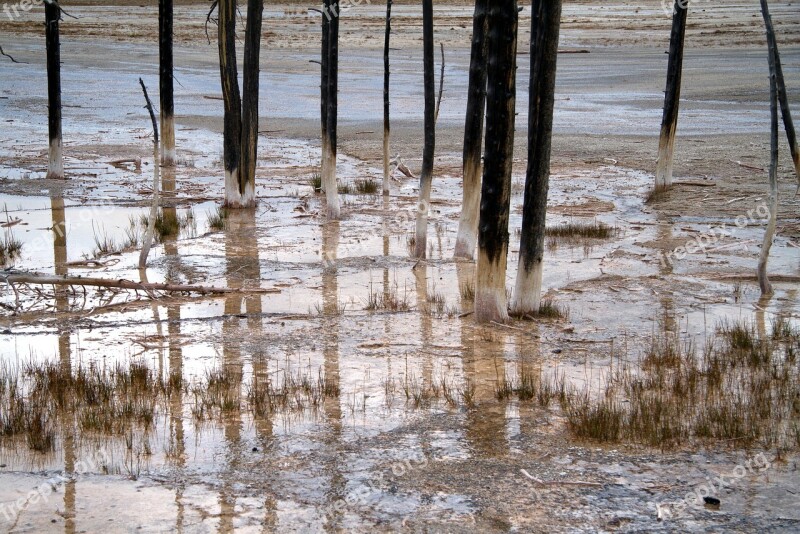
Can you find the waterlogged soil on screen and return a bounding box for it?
[1,1,800,532]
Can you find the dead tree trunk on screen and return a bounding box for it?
[45,0,64,179]
[760,0,800,192]
[382,0,392,196]
[758,0,779,295]
[654,0,688,191]
[474,0,517,324]
[239,0,263,206]
[320,3,330,193]
[217,0,243,207]
[323,0,341,219]
[138,79,160,269]
[159,0,176,167]
[453,0,489,259]
[510,0,562,316]
[414,0,436,258]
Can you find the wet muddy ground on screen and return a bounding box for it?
[1,1,800,532]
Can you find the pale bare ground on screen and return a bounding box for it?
[0,2,799,532]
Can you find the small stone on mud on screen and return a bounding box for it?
[0,463,5,468]
[552,348,563,354]
[703,496,721,508]
[2,329,10,334]
[252,447,258,452]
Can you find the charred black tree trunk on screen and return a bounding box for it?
[760,0,800,191]
[159,0,175,166]
[217,0,243,206]
[474,0,517,323]
[323,0,341,218]
[510,0,561,316]
[239,0,263,205]
[414,0,436,258]
[320,3,330,193]
[655,0,688,190]
[382,0,392,195]
[45,0,63,179]
[454,0,489,259]
[758,0,779,295]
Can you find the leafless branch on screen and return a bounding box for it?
[0,45,25,64]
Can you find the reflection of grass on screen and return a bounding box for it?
[0,231,22,266]
[364,281,411,312]
[565,318,800,449]
[0,358,340,453]
[207,206,228,231]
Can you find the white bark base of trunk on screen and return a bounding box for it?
[160,115,176,167]
[474,248,508,323]
[453,216,478,260]
[757,194,778,295]
[414,210,428,258]
[655,134,675,190]
[510,260,543,316]
[47,137,64,179]
[324,155,340,219]
[224,168,256,208]
[382,133,390,195]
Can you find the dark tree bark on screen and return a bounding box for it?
[382,0,392,195]
[45,0,64,179]
[414,0,436,258]
[217,0,243,206]
[474,0,517,323]
[758,0,779,295]
[159,0,175,166]
[510,0,562,316]
[454,0,489,259]
[760,0,799,191]
[240,0,264,202]
[655,0,688,190]
[323,0,341,218]
[320,2,330,193]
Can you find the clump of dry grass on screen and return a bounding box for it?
[354,178,379,195]
[0,230,22,266]
[545,221,615,239]
[0,358,341,453]
[566,318,800,449]
[364,280,411,312]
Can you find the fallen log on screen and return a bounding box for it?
[0,272,280,295]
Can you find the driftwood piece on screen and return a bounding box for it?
[1,272,280,295]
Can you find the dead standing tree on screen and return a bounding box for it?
[159,0,175,166]
[474,0,517,323]
[323,0,341,218]
[414,0,435,258]
[654,0,688,191]
[757,0,780,295]
[215,0,263,208]
[45,0,64,179]
[453,0,489,259]
[760,0,799,193]
[510,0,562,316]
[382,0,392,196]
